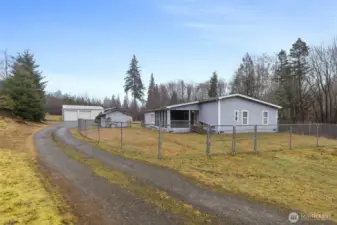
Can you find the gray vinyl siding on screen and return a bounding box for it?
[219,97,278,132]
[144,112,155,125]
[101,111,132,128]
[199,101,218,125]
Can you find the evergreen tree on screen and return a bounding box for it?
[146,73,156,108]
[159,84,169,107]
[122,94,129,110]
[152,84,161,108]
[274,50,295,121]
[289,38,310,122]
[229,53,256,97]
[129,99,139,120]
[3,58,45,121]
[116,94,122,108]
[111,95,116,107]
[15,50,46,100]
[208,71,218,97]
[124,55,145,102]
[169,91,178,105]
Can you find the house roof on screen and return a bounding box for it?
[218,94,282,109]
[144,93,282,112]
[62,105,103,110]
[99,107,130,117]
[166,101,199,109]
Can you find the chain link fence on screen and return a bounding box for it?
[77,119,337,159]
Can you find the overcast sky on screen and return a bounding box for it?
[1,0,337,99]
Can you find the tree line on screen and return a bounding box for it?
[2,36,337,123]
[126,37,337,123]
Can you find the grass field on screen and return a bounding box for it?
[0,117,74,225]
[72,126,337,221]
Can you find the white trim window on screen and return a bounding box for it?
[262,111,269,125]
[241,110,249,125]
[234,110,239,122]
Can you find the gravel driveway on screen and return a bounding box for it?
[35,124,336,225]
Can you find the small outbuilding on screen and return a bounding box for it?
[62,105,104,121]
[97,108,133,128]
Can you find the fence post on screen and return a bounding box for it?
[206,125,211,156]
[120,122,123,150]
[316,124,319,147]
[253,125,257,152]
[309,124,311,136]
[232,126,236,154]
[97,123,100,143]
[84,120,87,137]
[158,123,162,159]
[289,125,292,150]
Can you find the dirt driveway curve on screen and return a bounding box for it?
[36,124,336,225]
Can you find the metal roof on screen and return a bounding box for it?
[62,105,103,110]
[166,101,199,109]
[102,108,130,116]
[218,94,282,109]
[144,93,281,112]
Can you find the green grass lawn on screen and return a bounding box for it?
[72,127,337,222]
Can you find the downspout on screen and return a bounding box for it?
[217,98,221,133]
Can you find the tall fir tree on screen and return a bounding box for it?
[124,55,145,103]
[146,73,156,108]
[289,38,310,122]
[274,50,295,121]
[16,50,46,100]
[152,84,161,108]
[229,53,256,97]
[208,71,218,97]
[3,52,46,121]
[129,99,139,120]
[111,94,116,107]
[116,94,122,108]
[122,94,129,110]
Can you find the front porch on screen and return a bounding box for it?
[154,109,199,132]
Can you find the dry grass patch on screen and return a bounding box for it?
[72,127,337,222]
[0,117,74,225]
[44,113,62,122]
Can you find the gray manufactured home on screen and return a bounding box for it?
[143,94,281,133]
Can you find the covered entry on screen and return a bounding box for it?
[152,102,200,132]
[170,110,199,128]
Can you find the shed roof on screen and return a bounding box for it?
[62,105,103,110]
[98,107,130,117]
[144,93,281,112]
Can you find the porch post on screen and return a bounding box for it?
[165,110,167,126]
[167,110,171,130]
[156,111,158,126]
[161,111,163,126]
[189,110,191,129]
